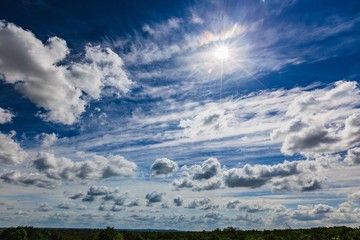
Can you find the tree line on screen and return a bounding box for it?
[1,226,360,240]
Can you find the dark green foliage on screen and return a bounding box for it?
[1,226,360,240]
[98,227,124,240]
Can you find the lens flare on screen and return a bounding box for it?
[214,46,229,60]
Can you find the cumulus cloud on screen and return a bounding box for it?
[36,132,58,147]
[68,45,133,99]
[0,108,14,124]
[272,175,323,192]
[186,198,218,210]
[81,186,126,203]
[226,200,241,209]
[172,158,223,191]
[348,191,360,201]
[172,178,193,190]
[127,199,140,207]
[69,193,84,200]
[191,157,221,180]
[344,148,360,165]
[292,204,335,221]
[0,131,27,164]
[37,203,52,212]
[234,213,263,223]
[172,155,337,192]
[272,81,360,156]
[223,160,299,188]
[173,195,184,206]
[193,178,223,191]
[0,21,132,125]
[58,202,74,209]
[145,191,165,204]
[151,158,178,176]
[223,155,335,191]
[0,171,57,189]
[31,152,137,181]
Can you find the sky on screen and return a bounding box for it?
[0,0,360,231]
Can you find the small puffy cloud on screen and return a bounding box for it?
[238,202,272,213]
[234,213,263,223]
[0,21,132,125]
[0,131,27,164]
[69,193,84,200]
[31,152,137,181]
[193,178,223,191]
[344,148,360,165]
[292,204,335,221]
[110,205,123,212]
[191,157,221,180]
[98,204,106,211]
[127,199,140,207]
[186,198,218,210]
[58,202,74,209]
[87,186,116,196]
[0,108,14,124]
[145,191,165,204]
[348,191,360,201]
[36,132,58,147]
[172,158,222,191]
[172,177,194,189]
[77,205,87,210]
[151,158,178,176]
[173,195,184,206]
[226,200,241,209]
[37,203,52,212]
[0,171,57,189]
[81,186,129,205]
[272,175,323,192]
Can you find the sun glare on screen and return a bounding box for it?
[214,45,229,60]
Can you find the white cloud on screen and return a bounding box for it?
[171,155,339,192]
[36,132,58,147]
[31,152,137,181]
[344,148,360,165]
[348,191,360,201]
[0,108,14,124]
[172,158,222,191]
[173,195,184,206]
[0,21,132,125]
[186,198,218,210]
[273,81,360,156]
[68,45,133,99]
[292,204,335,221]
[37,203,52,212]
[151,158,178,176]
[145,191,165,204]
[179,105,236,139]
[58,202,74,209]
[191,157,221,180]
[0,171,57,189]
[0,131,27,164]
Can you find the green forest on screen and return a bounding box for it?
[1,226,360,240]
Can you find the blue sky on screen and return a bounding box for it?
[0,0,360,230]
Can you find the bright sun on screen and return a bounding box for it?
[214,46,229,60]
